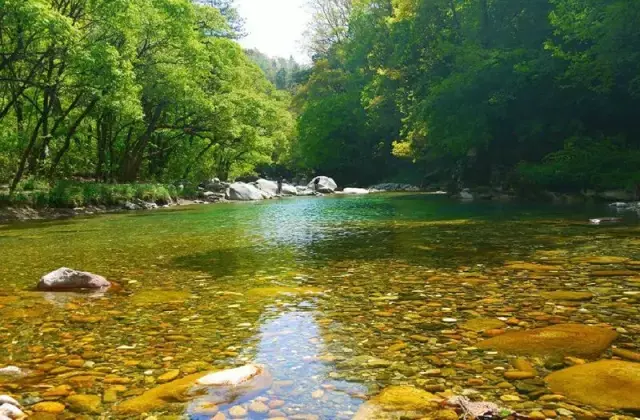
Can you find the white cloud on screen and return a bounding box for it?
[235,0,311,63]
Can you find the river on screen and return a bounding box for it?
[0,194,638,418]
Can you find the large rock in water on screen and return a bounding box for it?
[226,182,265,201]
[37,268,111,291]
[353,385,443,419]
[254,179,278,197]
[477,324,617,358]
[308,176,337,193]
[545,360,640,410]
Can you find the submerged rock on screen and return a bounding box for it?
[545,360,640,410]
[115,372,209,414]
[460,318,507,332]
[477,324,617,358]
[353,385,442,419]
[308,176,337,193]
[540,291,594,301]
[37,267,111,291]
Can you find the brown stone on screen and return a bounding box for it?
[477,324,617,358]
[545,360,640,410]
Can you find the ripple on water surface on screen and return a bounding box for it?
[0,194,639,418]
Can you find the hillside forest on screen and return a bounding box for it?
[1,0,640,205]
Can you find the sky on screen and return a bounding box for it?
[235,0,312,63]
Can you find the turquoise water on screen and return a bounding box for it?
[0,194,638,418]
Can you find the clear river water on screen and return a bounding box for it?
[0,194,638,419]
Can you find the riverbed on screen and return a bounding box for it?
[0,194,638,419]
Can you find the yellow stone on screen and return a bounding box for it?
[131,290,190,305]
[505,262,561,272]
[545,360,640,410]
[573,256,630,264]
[33,402,66,414]
[157,369,181,383]
[540,291,593,301]
[115,372,209,414]
[460,318,506,332]
[66,394,102,414]
[477,324,617,358]
[43,384,73,397]
[504,370,535,380]
[353,385,441,419]
[246,286,323,298]
[612,348,640,362]
[512,358,536,372]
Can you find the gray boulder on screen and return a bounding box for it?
[254,179,278,197]
[280,183,298,196]
[308,176,338,193]
[202,178,229,193]
[369,183,420,192]
[37,267,111,291]
[226,182,265,201]
[296,186,315,196]
[459,188,474,201]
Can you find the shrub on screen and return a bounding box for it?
[516,137,640,192]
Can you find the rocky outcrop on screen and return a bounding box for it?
[280,183,298,196]
[226,182,266,201]
[201,178,229,193]
[296,186,315,196]
[37,267,111,291]
[254,179,278,197]
[477,324,617,358]
[369,183,420,192]
[308,176,337,193]
[545,360,640,410]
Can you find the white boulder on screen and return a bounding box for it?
[254,179,278,197]
[226,183,265,201]
[308,176,337,193]
[341,188,370,195]
[37,268,111,291]
[280,183,298,196]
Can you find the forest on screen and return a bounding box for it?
[296,0,640,193]
[0,0,295,205]
[1,0,640,207]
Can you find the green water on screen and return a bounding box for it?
[0,194,639,419]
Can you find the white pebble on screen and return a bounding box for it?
[0,397,19,407]
[442,318,458,323]
[0,403,24,419]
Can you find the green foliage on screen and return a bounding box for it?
[0,0,295,196]
[517,138,640,192]
[296,0,640,191]
[0,181,179,209]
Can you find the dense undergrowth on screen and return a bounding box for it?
[0,180,180,209]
